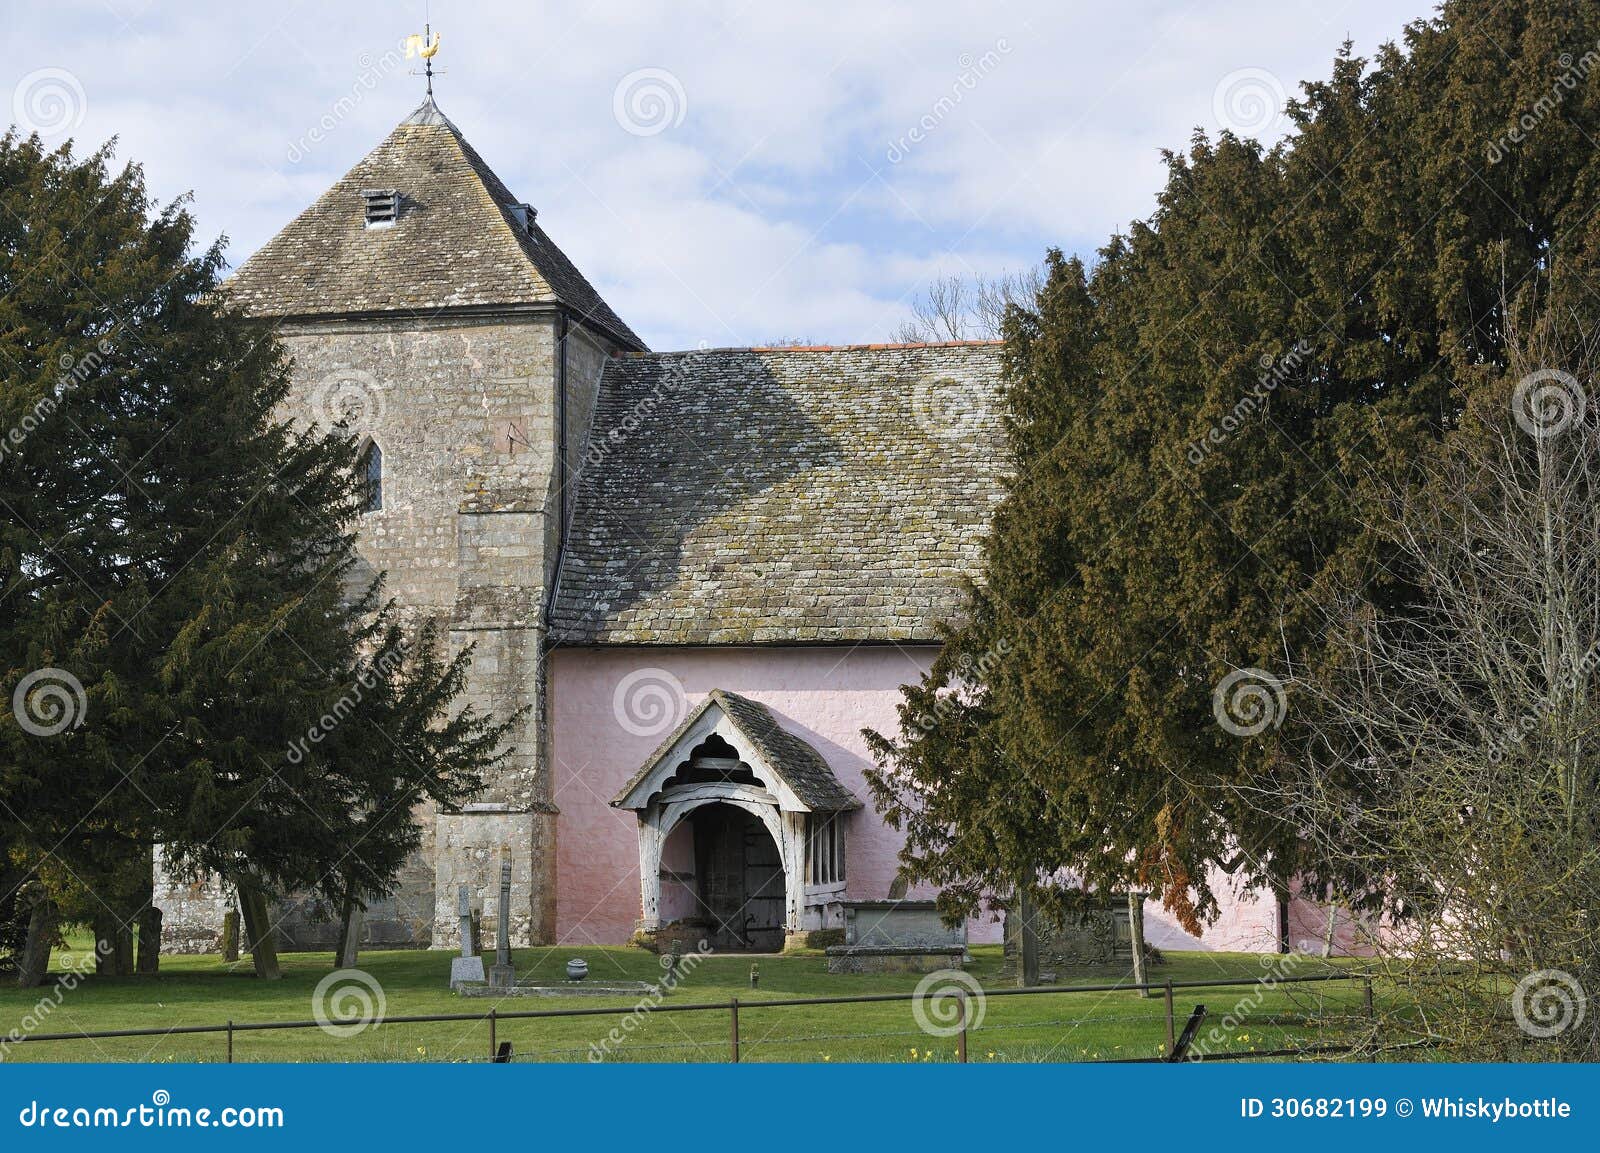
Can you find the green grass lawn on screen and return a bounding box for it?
[0,939,1382,1063]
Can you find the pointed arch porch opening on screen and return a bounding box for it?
[612,689,861,951]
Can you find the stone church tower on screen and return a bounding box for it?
[157,97,643,950]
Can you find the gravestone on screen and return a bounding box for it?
[1002,899,1136,981]
[449,884,486,989]
[825,900,969,974]
[488,859,516,989]
[337,903,363,969]
[841,900,966,948]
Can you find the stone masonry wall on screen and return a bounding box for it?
[152,845,236,953]
[157,310,621,953]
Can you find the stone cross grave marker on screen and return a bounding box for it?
[488,857,516,989]
[449,883,486,989]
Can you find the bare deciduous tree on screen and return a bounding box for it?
[1251,313,1600,1059]
[893,268,1044,342]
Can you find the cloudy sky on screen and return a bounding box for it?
[9,1,1424,350]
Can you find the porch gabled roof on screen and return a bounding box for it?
[611,689,860,813]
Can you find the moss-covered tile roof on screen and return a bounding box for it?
[551,342,1007,645]
[224,98,643,350]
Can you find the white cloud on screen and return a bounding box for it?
[7,0,1421,348]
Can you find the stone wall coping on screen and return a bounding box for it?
[842,899,940,912]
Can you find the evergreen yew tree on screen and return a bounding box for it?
[0,132,509,982]
[869,0,1600,941]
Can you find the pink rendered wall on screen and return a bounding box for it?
[1143,869,1373,956]
[549,644,1003,945]
[548,644,1361,955]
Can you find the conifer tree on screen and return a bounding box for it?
[870,0,1600,938]
[0,132,508,980]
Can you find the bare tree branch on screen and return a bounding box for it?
[1250,301,1600,1059]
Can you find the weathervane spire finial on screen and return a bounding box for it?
[405,24,443,98]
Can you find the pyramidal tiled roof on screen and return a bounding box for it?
[224,98,644,349]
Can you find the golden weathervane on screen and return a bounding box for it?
[405,25,443,97]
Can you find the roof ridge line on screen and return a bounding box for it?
[619,339,1004,358]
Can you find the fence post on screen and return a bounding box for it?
[226,1020,233,1064]
[1163,980,1176,1058]
[957,990,968,1063]
[489,1008,497,1062]
[1363,976,1374,1019]
[1169,1005,1207,1063]
[730,997,740,1063]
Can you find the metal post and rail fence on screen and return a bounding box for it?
[5,971,1385,1064]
